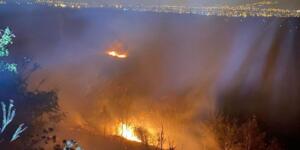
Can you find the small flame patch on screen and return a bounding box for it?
[105,41,128,59]
[107,51,127,58]
[117,123,141,142]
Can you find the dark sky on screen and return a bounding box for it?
[1,4,300,149]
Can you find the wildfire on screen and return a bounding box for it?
[117,123,141,143]
[105,41,128,58]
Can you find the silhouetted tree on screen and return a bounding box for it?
[156,125,165,150]
[209,115,282,150]
[0,27,61,149]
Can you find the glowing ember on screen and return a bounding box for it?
[117,123,141,142]
[107,51,127,58]
[105,41,128,58]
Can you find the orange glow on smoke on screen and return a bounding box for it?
[106,41,128,58]
[116,123,141,142]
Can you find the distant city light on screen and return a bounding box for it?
[12,0,300,17]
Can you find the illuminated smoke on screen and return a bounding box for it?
[3,5,299,149]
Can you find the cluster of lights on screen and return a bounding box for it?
[9,0,300,17]
[34,0,88,9]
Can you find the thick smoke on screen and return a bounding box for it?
[1,5,299,149]
[19,7,229,149]
[216,18,300,147]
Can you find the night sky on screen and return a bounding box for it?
[1,3,300,149]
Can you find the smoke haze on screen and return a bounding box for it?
[1,5,300,149]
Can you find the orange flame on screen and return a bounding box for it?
[107,51,127,58]
[106,41,128,58]
[117,123,141,142]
